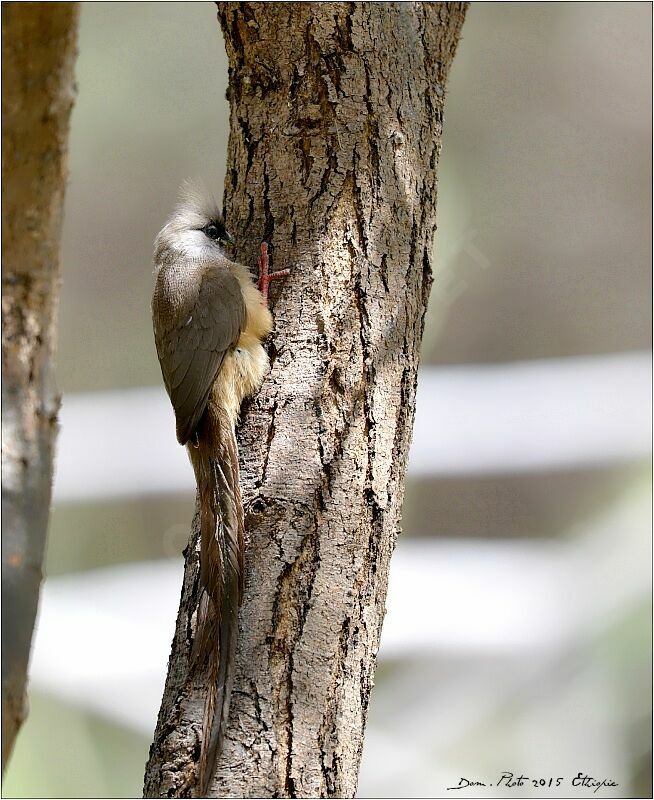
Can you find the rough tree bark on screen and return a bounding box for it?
[144,3,466,797]
[1,2,79,772]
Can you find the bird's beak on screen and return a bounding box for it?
[223,232,235,255]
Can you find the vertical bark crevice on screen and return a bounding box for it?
[268,523,320,797]
[144,3,466,797]
[1,2,79,772]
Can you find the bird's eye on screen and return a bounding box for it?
[204,223,220,241]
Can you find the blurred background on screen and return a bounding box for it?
[3,2,651,797]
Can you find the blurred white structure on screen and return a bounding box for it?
[31,480,650,728]
[53,352,651,502]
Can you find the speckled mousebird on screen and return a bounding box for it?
[151,184,288,795]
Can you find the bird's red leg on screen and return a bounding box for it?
[258,242,289,304]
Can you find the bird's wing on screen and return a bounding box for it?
[153,264,246,445]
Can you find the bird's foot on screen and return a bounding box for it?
[258,242,289,304]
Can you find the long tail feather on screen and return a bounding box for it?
[189,412,244,797]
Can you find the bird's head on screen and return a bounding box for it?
[153,181,235,269]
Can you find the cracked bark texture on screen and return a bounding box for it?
[1,2,79,772]
[144,3,466,797]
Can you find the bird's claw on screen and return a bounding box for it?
[258,242,289,303]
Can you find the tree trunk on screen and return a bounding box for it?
[1,2,79,772]
[144,3,466,797]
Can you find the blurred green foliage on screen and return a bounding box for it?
[3,691,147,798]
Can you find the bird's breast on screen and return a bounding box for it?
[211,332,270,423]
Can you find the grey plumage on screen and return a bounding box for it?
[153,262,245,444]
